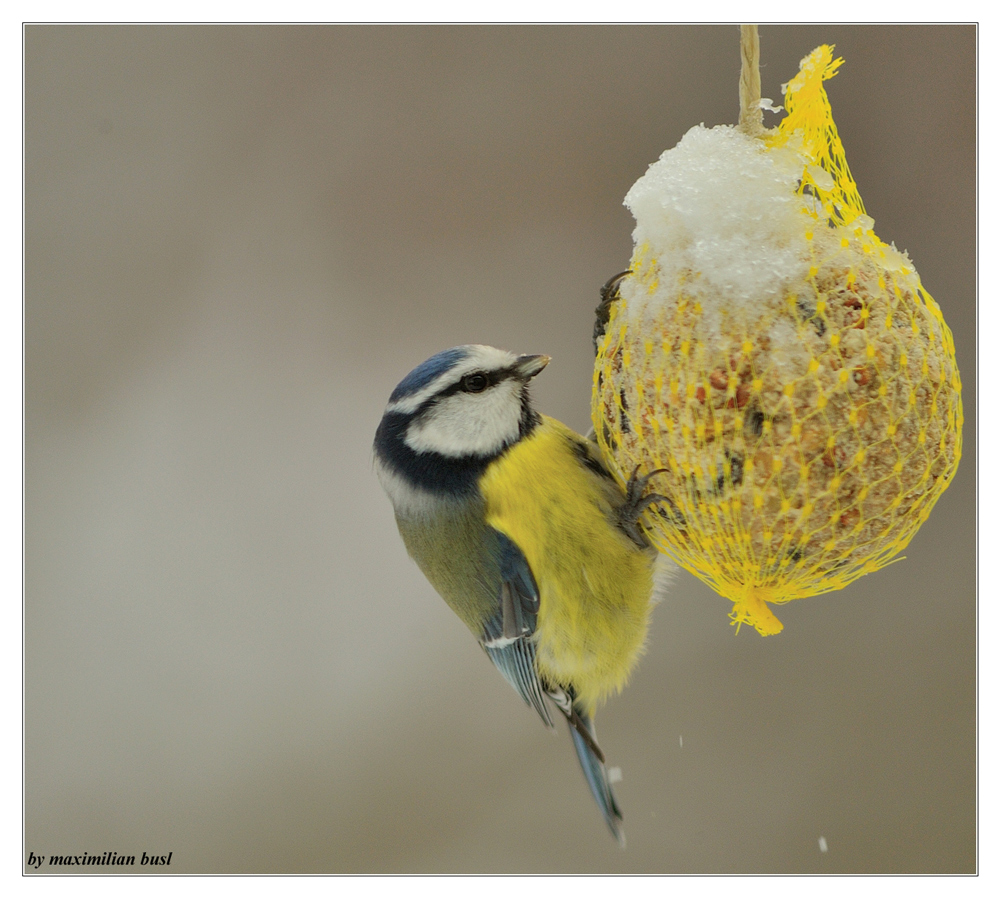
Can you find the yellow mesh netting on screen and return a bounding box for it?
[592,45,963,635]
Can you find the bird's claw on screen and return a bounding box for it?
[619,466,668,548]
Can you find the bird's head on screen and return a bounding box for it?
[374,345,550,509]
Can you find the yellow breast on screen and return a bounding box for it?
[478,416,655,713]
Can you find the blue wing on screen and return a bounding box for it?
[481,530,553,728]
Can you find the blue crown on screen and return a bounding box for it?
[388,347,468,405]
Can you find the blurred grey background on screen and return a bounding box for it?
[25,25,975,874]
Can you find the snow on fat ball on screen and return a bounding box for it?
[592,46,962,635]
[624,123,809,315]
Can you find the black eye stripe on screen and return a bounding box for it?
[461,373,490,393]
[422,365,519,405]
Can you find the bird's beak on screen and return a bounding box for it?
[514,354,551,380]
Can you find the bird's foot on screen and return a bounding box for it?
[619,466,668,548]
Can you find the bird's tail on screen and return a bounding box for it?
[546,686,625,845]
[567,709,624,847]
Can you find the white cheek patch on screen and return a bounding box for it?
[404,381,522,458]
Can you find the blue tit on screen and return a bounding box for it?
[373,344,663,845]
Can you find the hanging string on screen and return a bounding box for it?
[738,25,767,137]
